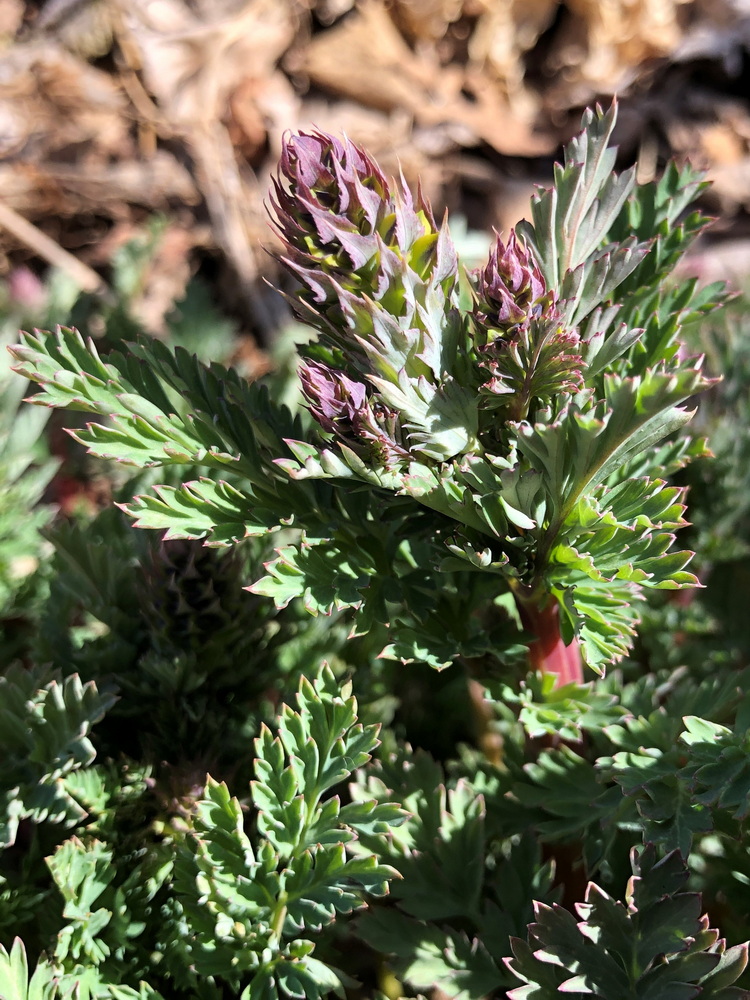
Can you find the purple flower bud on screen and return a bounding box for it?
[269,130,454,343]
[271,131,392,275]
[299,359,409,466]
[299,359,368,435]
[478,309,584,416]
[7,267,46,313]
[475,231,549,333]
[269,131,469,462]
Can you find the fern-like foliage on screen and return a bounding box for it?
[0,325,57,633]
[0,937,60,1000]
[32,503,378,769]
[2,668,403,1000]
[170,666,404,998]
[349,747,556,999]
[0,934,168,1000]
[0,665,116,848]
[506,845,750,999]
[3,162,750,1000]
[599,706,750,857]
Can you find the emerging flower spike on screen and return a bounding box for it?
[271,131,392,289]
[8,103,719,690]
[473,231,583,420]
[299,358,369,434]
[271,129,478,463]
[474,230,550,336]
[479,310,585,421]
[299,359,409,467]
[270,129,440,357]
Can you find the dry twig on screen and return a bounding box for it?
[0,201,111,300]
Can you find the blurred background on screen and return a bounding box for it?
[2,0,750,354]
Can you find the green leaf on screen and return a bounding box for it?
[249,538,373,614]
[601,747,712,855]
[0,667,115,847]
[518,102,636,299]
[252,667,385,858]
[360,908,505,1000]
[512,745,622,841]
[174,666,403,993]
[123,478,279,545]
[498,671,627,742]
[507,846,750,999]
[47,838,117,965]
[0,939,58,1000]
[10,328,213,468]
[680,716,750,821]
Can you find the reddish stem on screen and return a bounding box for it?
[517,595,583,686]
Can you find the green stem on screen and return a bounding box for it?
[269,893,288,943]
[508,324,547,424]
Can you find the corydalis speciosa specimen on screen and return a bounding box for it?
[270,105,719,677]
[10,103,723,679]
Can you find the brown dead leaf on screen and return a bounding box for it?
[469,0,559,97]
[250,70,301,155]
[229,70,300,166]
[190,119,276,330]
[701,122,746,165]
[0,41,128,160]
[547,0,691,100]
[702,158,750,214]
[304,1,435,114]
[35,0,114,59]
[292,97,418,165]
[314,0,356,24]
[228,77,269,164]
[0,0,23,39]
[667,97,750,215]
[445,67,555,156]
[0,152,199,218]
[122,0,297,125]
[389,0,464,43]
[118,0,298,332]
[305,1,555,156]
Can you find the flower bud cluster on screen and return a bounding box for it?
[299,360,409,468]
[271,131,443,351]
[271,130,475,465]
[272,131,391,285]
[473,231,583,412]
[474,231,549,335]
